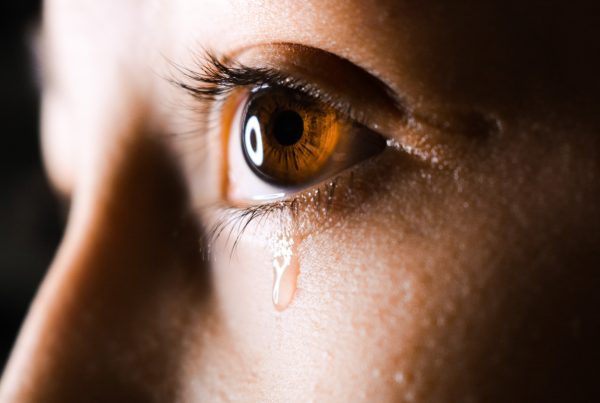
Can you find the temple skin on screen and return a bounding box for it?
[1,0,600,401]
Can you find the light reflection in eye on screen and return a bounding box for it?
[225,86,386,204]
[244,115,264,166]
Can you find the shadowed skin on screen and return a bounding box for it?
[1,0,600,401]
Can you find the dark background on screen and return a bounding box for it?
[0,1,63,371]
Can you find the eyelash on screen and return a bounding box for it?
[171,52,374,253]
[206,178,342,259]
[172,52,365,129]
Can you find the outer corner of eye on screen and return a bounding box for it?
[223,86,387,205]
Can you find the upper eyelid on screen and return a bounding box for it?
[168,46,411,138]
[171,52,361,125]
[168,44,502,173]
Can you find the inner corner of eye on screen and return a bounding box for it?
[223,85,386,205]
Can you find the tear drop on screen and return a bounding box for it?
[271,234,299,311]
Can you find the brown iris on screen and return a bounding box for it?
[241,87,346,187]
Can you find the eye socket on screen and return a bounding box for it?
[226,85,386,203]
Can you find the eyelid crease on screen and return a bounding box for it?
[169,43,501,176]
[167,41,425,143]
[171,51,362,129]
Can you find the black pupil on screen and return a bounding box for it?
[272,110,304,146]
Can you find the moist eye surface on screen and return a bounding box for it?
[240,85,346,188]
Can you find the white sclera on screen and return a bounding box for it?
[244,115,264,166]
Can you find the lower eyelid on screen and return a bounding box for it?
[207,143,403,252]
[204,176,342,252]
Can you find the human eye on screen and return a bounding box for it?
[226,81,387,203]
[174,44,407,210]
[170,44,428,309]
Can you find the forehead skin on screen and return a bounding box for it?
[2,0,600,402]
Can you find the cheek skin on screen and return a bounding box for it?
[193,121,600,401]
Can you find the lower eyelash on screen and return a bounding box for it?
[203,176,342,258]
[170,52,382,257]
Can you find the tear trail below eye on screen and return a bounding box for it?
[271,232,300,311]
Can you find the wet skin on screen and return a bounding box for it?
[1,0,600,402]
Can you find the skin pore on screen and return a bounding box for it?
[1,0,600,402]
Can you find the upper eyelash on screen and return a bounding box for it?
[174,52,279,100]
[170,51,360,124]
